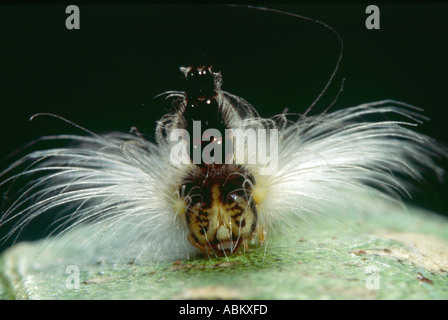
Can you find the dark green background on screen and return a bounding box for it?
[1,3,447,249]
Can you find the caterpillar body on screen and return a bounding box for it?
[0,6,446,263]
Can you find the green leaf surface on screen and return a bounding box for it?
[1,198,448,300]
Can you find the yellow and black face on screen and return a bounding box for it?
[180,165,257,255]
[175,61,260,255]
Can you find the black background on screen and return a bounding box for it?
[1,3,447,248]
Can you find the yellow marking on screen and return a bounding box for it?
[172,198,186,218]
[251,175,271,206]
[211,184,220,201]
[255,223,268,245]
[251,185,267,206]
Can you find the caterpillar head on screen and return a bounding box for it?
[181,165,257,255]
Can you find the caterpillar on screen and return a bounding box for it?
[0,5,446,263]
